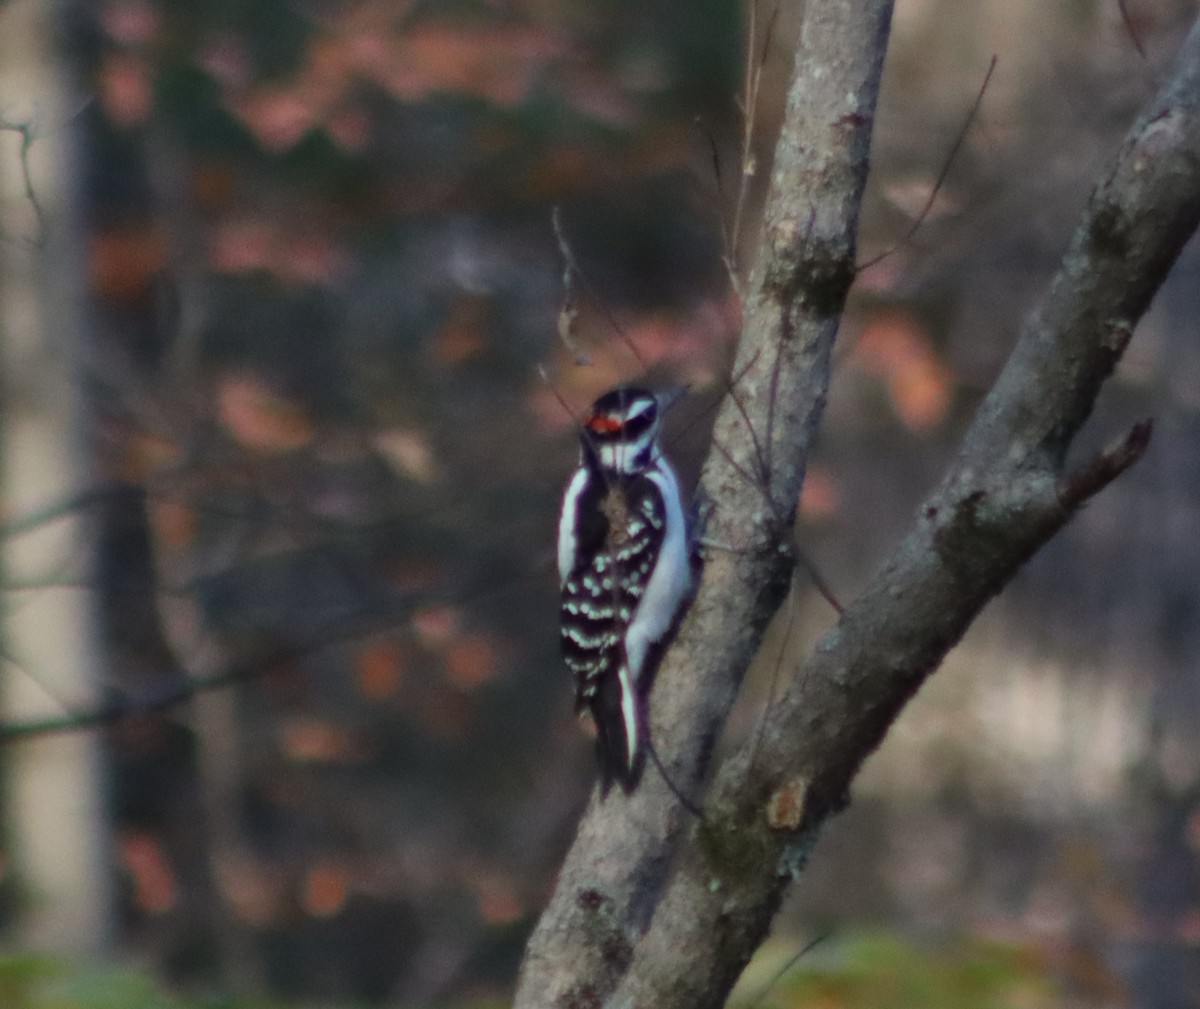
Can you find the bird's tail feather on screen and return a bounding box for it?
[593,666,645,794]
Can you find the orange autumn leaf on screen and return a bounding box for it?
[280,718,361,763]
[98,52,153,126]
[890,354,955,431]
[432,295,490,366]
[279,235,350,286]
[852,309,954,431]
[357,639,406,700]
[119,831,176,915]
[89,226,166,301]
[209,219,274,274]
[370,23,569,107]
[303,863,350,918]
[124,431,183,481]
[217,373,314,452]
[411,605,461,649]
[149,498,197,549]
[209,219,347,285]
[798,464,840,522]
[235,88,319,152]
[444,633,500,690]
[476,873,523,925]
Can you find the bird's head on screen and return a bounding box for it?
[580,385,685,475]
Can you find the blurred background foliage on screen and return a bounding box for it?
[0,0,1197,1006]
[0,933,1066,1009]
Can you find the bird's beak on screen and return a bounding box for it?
[655,385,689,414]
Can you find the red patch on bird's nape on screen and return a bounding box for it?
[585,413,623,433]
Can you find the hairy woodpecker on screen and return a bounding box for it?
[558,385,692,793]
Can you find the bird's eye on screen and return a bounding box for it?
[619,409,655,438]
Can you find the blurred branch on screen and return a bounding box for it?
[517,8,1200,1009]
[0,549,548,744]
[0,609,388,744]
[0,485,123,540]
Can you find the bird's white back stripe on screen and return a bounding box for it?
[557,467,590,584]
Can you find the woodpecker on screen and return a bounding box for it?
[558,385,692,793]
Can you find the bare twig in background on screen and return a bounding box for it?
[551,205,649,370]
[741,931,831,1009]
[0,486,120,541]
[856,55,997,274]
[551,206,591,366]
[1117,0,1148,61]
[728,0,780,288]
[0,549,552,744]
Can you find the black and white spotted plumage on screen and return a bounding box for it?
[558,386,692,793]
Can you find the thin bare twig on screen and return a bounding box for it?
[551,207,591,366]
[1059,419,1153,511]
[728,0,781,284]
[0,486,121,540]
[745,579,800,777]
[0,539,556,745]
[742,932,832,1009]
[857,55,997,273]
[791,547,843,616]
[551,207,649,370]
[1117,0,1148,61]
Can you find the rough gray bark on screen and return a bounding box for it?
[517,9,1200,1009]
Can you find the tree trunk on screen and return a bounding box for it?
[0,0,114,954]
[515,7,1200,1008]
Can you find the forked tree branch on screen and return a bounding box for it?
[517,8,1200,1009]
[516,2,895,1006]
